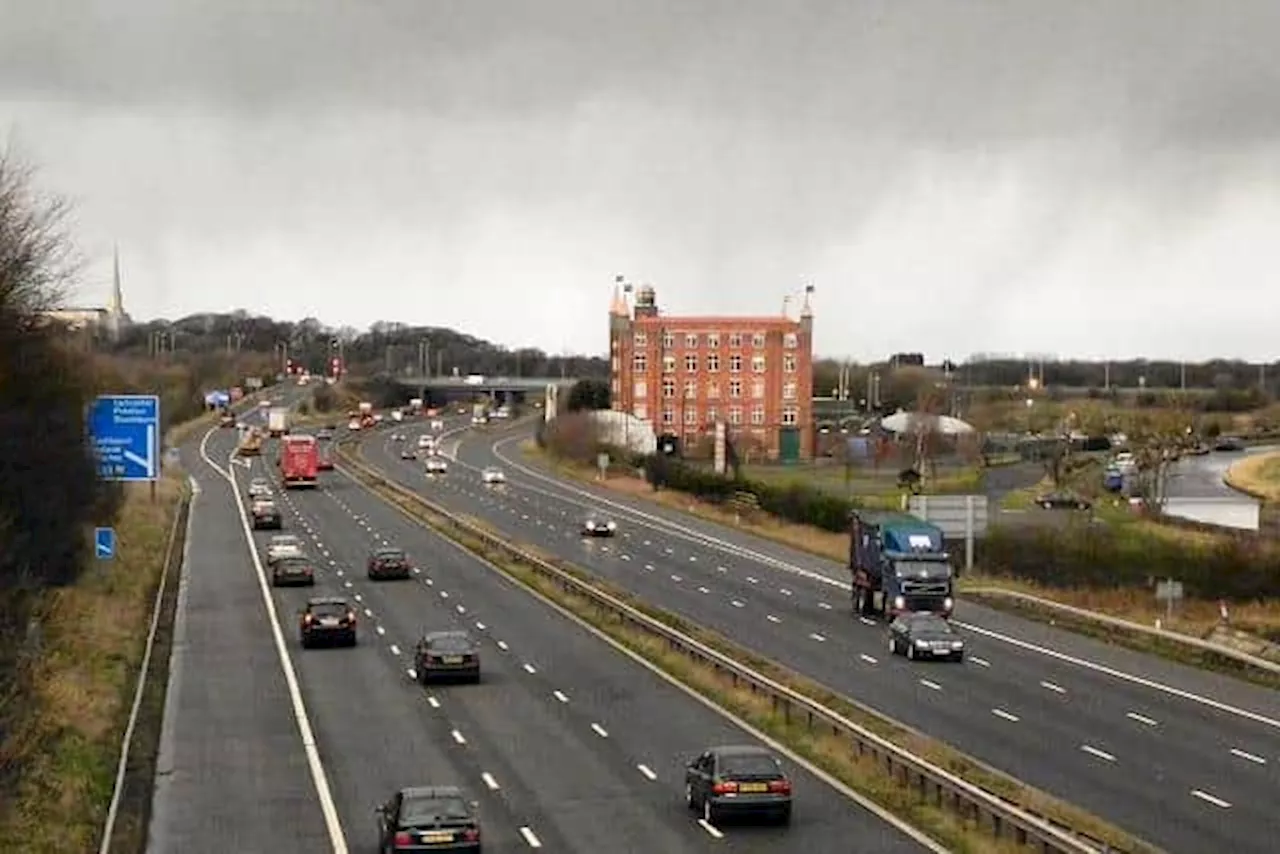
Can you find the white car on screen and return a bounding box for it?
[247,479,273,498]
[347,419,362,431]
[266,534,305,564]
[481,467,506,485]
[430,419,444,431]
[417,435,435,450]
[425,457,449,474]
[581,516,617,537]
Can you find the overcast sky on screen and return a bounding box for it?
[4,1,1279,362]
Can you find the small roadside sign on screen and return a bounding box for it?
[95,527,116,561]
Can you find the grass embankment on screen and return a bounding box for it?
[520,442,1280,682]
[343,443,1155,854]
[1224,451,1280,502]
[704,459,982,506]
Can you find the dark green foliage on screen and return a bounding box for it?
[565,378,611,412]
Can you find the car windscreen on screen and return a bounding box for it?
[718,753,780,777]
[310,602,347,617]
[401,795,470,824]
[893,561,951,580]
[376,550,405,561]
[909,616,951,633]
[427,635,473,653]
[277,558,309,570]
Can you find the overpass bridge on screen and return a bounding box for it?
[393,375,580,403]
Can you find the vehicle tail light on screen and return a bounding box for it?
[462,828,480,841]
[768,779,791,794]
[345,611,356,624]
[393,831,412,846]
[712,781,738,795]
[302,614,314,625]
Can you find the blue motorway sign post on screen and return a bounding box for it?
[89,394,162,500]
[95,527,116,560]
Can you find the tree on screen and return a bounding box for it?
[565,378,611,412]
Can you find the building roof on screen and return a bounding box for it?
[632,315,800,329]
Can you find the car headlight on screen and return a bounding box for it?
[914,639,929,647]
[893,596,905,610]
[586,521,595,529]
[606,521,616,530]
[943,597,954,611]
[951,640,964,649]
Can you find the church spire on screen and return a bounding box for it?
[109,244,124,315]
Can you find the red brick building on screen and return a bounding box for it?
[608,283,814,461]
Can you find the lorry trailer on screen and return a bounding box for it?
[267,406,289,438]
[849,511,954,619]
[280,434,320,488]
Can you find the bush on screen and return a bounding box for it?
[978,521,1280,601]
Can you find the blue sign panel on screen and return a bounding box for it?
[95,527,116,560]
[89,395,161,482]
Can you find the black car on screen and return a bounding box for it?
[685,745,792,825]
[251,501,283,530]
[1035,490,1091,511]
[300,597,357,648]
[581,515,617,537]
[368,546,412,580]
[414,631,480,684]
[1215,436,1246,452]
[888,612,965,661]
[375,786,481,852]
[271,556,316,587]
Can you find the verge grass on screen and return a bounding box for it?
[1224,451,1280,502]
[346,442,1157,854]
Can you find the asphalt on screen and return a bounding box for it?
[354,419,1280,854]
[1165,445,1278,499]
[150,405,932,854]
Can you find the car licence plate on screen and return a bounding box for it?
[319,617,338,626]
[739,782,769,793]
[442,655,464,664]
[421,830,453,843]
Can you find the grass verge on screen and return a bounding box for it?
[1223,451,1280,501]
[341,444,1157,854]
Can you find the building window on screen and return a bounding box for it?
[707,332,720,348]
[633,404,647,420]
[729,354,742,373]
[729,379,742,398]
[684,380,697,399]
[707,381,721,399]
[751,405,765,425]
[783,354,796,373]
[662,331,675,349]
[634,380,647,399]
[783,332,798,348]
[684,353,698,372]
[611,356,619,372]
[662,407,674,424]
[662,377,675,398]
[611,379,620,395]
[782,381,797,400]
[684,408,698,425]
[782,406,798,426]
[752,355,766,373]
[752,332,766,348]
[634,331,647,347]
[611,338,618,351]
[707,406,718,423]
[706,352,720,372]
[662,354,676,373]
[752,379,765,399]
[633,352,647,372]
[685,333,699,348]
[728,332,742,348]
[728,406,743,425]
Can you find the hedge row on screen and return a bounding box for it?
[977,521,1280,601]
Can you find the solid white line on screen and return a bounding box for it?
[591,723,609,738]
[637,764,657,780]
[1191,789,1232,808]
[697,819,724,839]
[1039,680,1066,694]
[519,826,543,848]
[202,429,348,852]
[992,708,1020,723]
[451,729,467,745]
[1230,748,1267,764]
[482,772,500,791]
[1126,711,1159,727]
[1080,744,1115,762]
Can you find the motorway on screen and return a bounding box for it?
[1166,446,1277,499]
[355,418,1280,854]
[147,406,931,852]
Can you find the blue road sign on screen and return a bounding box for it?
[89,394,162,482]
[95,527,116,560]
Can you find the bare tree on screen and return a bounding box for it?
[0,150,79,317]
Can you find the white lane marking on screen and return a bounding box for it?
[519,826,544,848]
[969,656,990,668]
[1040,680,1066,694]
[697,586,710,594]
[918,679,942,691]
[1126,711,1159,727]
[818,602,832,610]
[1080,744,1115,762]
[476,622,486,631]
[860,654,878,665]
[200,429,349,854]
[644,563,655,571]
[731,600,745,608]
[992,708,1020,723]
[456,605,466,614]
[1191,789,1232,809]
[451,729,466,745]
[553,690,569,703]
[591,723,609,738]
[780,588,793,596]
[858,617,877,627]
[497,640,510,651]
[766,615,781,623]
[689,555,697,562]
[389,644,401,656]
[809,632,826,642]
[670,574,683,582]
[376,625,386,636]
[482,772,500,791]
[717,566,727,573]
[406,668,417,679]
[363,608,373,617]
[523,663,537,674]
[746,576,759,584]
[439,590,449,599]
[697,819,724,839]
[620,554,631,561]
[427,696,441,709]
[637,764,657,780]
[1230,748,1267,765]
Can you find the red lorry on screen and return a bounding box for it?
[280,434,320,488]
